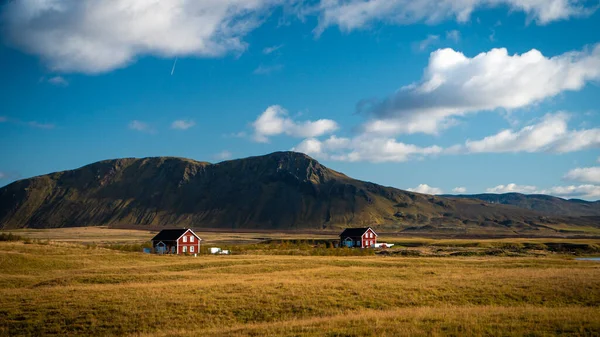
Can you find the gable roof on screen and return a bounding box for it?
[339,227,377,238]
[151,229,201,242]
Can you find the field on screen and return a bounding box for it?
[1,228,599,336]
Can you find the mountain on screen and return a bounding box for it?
[444,193,600,217]
[1,152,599,236]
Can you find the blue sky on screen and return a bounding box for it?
[1,0,600,199]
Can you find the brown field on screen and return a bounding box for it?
[1,228,599,336]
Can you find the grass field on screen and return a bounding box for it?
[1,228,600,336]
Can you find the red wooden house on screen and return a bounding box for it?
[339,227,377,248]
[151,229,202,254]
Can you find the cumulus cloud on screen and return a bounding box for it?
[452,187,467,193]
[361,44,600,135]
[407,184,443,195]
[129,120,154,133]
[454,113,600,154]
[486,183,538,194]
[564,167,600,184]
[484,182,600,200]
[315,0,597,34]
[540,185,600,199]
[2,0,279,73]
[171,120,196,130]
[252,105,338,143]
[290,110,600,163]
[293,135,442,162]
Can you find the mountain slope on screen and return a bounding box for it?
[444,193,600,217]
[1,152,598,235]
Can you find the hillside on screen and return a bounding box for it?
[444,193,600,217]
[1,152,598,235]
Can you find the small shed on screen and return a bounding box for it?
[151,229,202,255]
[339,227,377,248]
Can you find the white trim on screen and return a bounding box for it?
[175,229,202,242]
[365,227,378,237]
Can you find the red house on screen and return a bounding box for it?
[339,227,377,248]
[151,229,202,254]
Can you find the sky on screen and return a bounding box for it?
[1,0,600,200]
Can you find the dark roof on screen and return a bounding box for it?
[339,227,375,238]
[151,229,198,242]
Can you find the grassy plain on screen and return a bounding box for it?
[0,228,599,336]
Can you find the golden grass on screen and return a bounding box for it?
[1,240,599,336]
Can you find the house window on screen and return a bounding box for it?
[183,246,187,253]
[183,236,187,243]
[190,236,194,242]
[190,246,194,253]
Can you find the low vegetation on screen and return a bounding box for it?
[1,231,599,336]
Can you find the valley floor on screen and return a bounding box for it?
[0,233,599,336]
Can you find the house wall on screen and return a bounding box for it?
[361,229,377,248]
[177,231,200,254]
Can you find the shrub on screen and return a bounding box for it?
[0,233,23,242]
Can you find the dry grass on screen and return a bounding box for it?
[0,238,599,336]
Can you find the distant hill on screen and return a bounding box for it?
[1,152,599,236]
[443,193,600,217]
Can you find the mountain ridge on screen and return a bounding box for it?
[1,152,599,236]
[444,193,600,217]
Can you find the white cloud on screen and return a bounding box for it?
[0,117,54,129]
[486,183,538,194]
[129,120,154,133]
[315,0,596,34]
[455,113,600,154]
[253,64,284,75]
[0,172,5,179]
[415,34,439,52]
[293,135,442,162]
[291,110,600,163]
[540,185,600,199]
[263,44,284,54]
[171,120,196,130]
[446,30,461,42]
[407,184,443,195]
[484,182,600,199]
[27,121,54,129]
[452,187,467,193]
[2,0,279,74]
[224,131,247,138]
[214,150,233,160]
[252,105,338,143]
[361,44,600,135]
[564,167,600,184]
[46,76,68,86]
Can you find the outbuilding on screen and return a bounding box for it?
[151,228,202,254]
[339,227,377,248]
